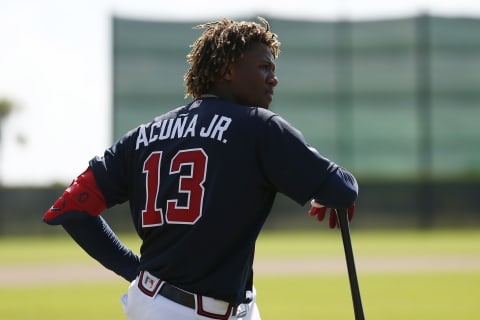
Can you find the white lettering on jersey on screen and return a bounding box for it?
[200,114,219,137]
[210,116,232,143]
[183,114,197,138]
[149,122,160,143]
[135,114,231,150]
[136,126,148,149]
[171,116,188,138]
[158,118,174,140]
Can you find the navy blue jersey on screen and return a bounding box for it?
[89,97,349,305]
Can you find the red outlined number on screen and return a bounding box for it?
[166,149,207,224]
[141,149,207,228]
[142,152,163,227]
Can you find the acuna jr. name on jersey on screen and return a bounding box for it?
[136,114,232,150]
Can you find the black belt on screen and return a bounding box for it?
[158,281,237,318]
[158,282,196,309]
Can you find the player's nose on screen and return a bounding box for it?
[269,75,279,87]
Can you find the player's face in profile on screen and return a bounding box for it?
[228,42,278,109]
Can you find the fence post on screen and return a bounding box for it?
[334,19,354,167]
[415,13,434,228]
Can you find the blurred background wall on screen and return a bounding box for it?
[112,15,480,180]
[1,12,479,235]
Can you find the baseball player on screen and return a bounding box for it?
[43,17,358,320]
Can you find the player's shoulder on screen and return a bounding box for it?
[218,100,298,135]
[176,97,280,123]
[246,106,293,129]
[217,99,283,123]
[151,104,188,122]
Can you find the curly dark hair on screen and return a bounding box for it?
[184,17,281,99]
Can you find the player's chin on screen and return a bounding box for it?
[260,93,273,109]
[249,93,273,109]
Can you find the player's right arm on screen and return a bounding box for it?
[43,167,140,282]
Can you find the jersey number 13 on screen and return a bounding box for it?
[141,148,207,227]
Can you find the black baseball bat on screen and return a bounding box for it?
[336,208,365,320]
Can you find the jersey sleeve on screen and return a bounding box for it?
[62,215,140,281]
[88,133,133,208]
[312,166,358,208]
[258,114,357,207]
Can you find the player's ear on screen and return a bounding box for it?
[221,63,234,81]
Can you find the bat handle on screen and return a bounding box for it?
[337,208,365,320]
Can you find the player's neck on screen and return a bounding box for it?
[199,94,218,98]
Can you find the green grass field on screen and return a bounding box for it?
[1,229,479,319]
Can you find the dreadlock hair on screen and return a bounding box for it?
[184,17,281,99]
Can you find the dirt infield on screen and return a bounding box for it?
[2,256,480,287]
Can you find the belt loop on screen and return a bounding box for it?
[196,294,234,320]
[137,271,164,298]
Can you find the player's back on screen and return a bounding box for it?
[91,97,282,303]
[90,96,331,304]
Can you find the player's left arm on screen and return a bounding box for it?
[259,113,358,228]
[308,166,358,228]
[311,165,358,209]
[43,167,140,282]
